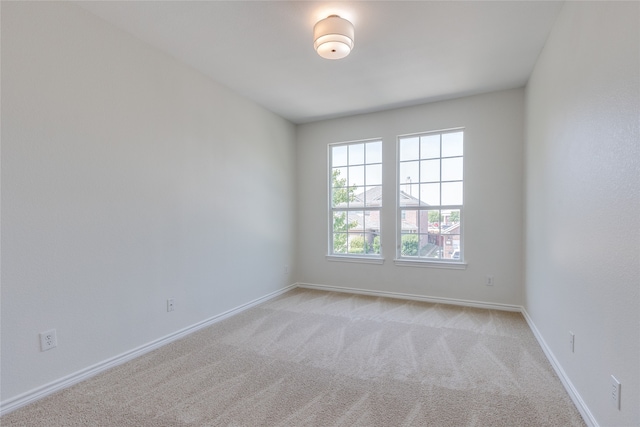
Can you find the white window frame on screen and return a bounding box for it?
[327,138,384,264]
[394,128,466,269]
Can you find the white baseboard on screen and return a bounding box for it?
[0,284,297,416]
[520,308,598,427]
[296,282,522,312]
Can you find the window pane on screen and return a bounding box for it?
[333,211,348,232]
[366,141,382,163]
[400,137,419,161]
[419,183,440,206]
[362,186,382,207]
[332,187,348,208]
[349,143,365,165]
[347,187,358,206]
[420,159,440,182]
[332,145,348,167]
[332,168,350,207]
[420,134,440,159]
[401,234,420,256]
[362,213,380,253]
[424,237,443,259]
[333,234,347,253]
[399,161,419,186]
[365,233,380,254]
[441,182,463,205]
[366,164,382,186]
[443,209,460,225]
[442,132,463,157]
[348,165,364,187]
[426,210,441,233]
[441,157,463,181]
[401,210,417,232]
[348,211,362,231]
[444,234,461,260]
[399,184,419,206]
[332,167,347,181]
[350,190,364,208]
[348,234,366,254]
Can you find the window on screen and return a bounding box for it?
[397,129,463,263]
[329,139,382,257]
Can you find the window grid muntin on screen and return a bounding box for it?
[329,139,383,256]
[397,129,463,262]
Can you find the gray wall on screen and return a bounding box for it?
[1,2,296,401]
[296,89,525,307]
[525,2,639,426]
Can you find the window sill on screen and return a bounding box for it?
[326,255,385,265]
[393,259,467,270]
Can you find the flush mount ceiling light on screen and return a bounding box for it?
[313,15,354,60]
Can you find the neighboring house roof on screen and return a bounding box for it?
[352,186,382,207]
[351,187,422,207]
[401,220,417,232]
[347,211,380,232]
[442,222,460,234]
[399,190,422,206]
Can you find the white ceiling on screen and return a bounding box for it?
[77,1,564,124]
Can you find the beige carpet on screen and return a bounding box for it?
[2,288,585,426]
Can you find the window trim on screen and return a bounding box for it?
[328,138,383,259]
[393,258,467,269]
[326,254,385,264]
[395,128,465,265]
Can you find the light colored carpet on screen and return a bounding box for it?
[2,288,585,426]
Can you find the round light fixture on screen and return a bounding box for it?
[313,15,354,60]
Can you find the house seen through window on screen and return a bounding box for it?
[329,139,382,256]
[398,129,464,262]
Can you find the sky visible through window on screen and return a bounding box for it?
[399,131,463,206]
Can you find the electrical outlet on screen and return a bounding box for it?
[569,331,575,353]
[485,275,494,286]
[611,375,621,410]
[40,329,57,351]
[167,299,175,312]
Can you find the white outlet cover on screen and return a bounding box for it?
[40,329,57,351]
[569,331,575,353]
[611,375,621,410]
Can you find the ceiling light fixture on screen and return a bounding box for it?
[313,15,354,60]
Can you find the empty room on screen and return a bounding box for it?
[1,1,638,426]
